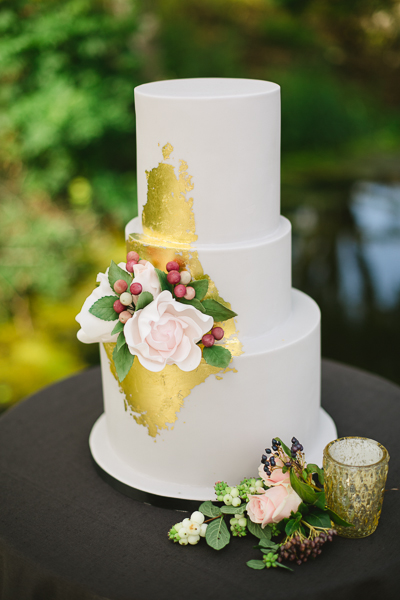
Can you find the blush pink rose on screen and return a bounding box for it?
[258,457,290,487]
[132,261,161,298]
[246,484,302,528]
[124,290,213,372]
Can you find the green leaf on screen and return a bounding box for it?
[290,469,318,504]
[325,507,353,527]
[203,345,232,368]
[201,299,237,322]
[190,279,209,301]
[303,508,332,529]
[108,260,131,288]
[313,491,326,510]
[112,343,134,382]
[116,331,126,352]
[221,503,246,515]
[111,320,124,335]
[276,437,292,457]
[177,297,206,313]
[247,520,272,540]
[277,562,294,572]
[136,291,153,311]
[198,501,222,518]
[307,463,325,485]
[246,560,265,570]
[89,296,118,321]
[285,519,301,536]
[155,268,173,293]
[205,517,230,550]
[255,539,280,551]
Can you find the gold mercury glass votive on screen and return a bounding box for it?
[323,437,390,538]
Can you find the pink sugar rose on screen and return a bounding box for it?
[258,457,290,487]
[246,484,302,528]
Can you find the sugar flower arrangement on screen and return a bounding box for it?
[76,251,237,379]
[168,437,352,572]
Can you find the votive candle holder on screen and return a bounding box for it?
[323,437,389,538]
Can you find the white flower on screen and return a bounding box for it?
[124,290,213,373]
[75,263,128,344]
[132,261,161,298]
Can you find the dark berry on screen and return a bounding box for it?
[285,462,291,467]
[272,438,278,445]
[291,437,297,444]
[270,457,276,466]
[261,455,267,464]
[263,465,269,473]
[272,445,278,451]
[266,448,271,454]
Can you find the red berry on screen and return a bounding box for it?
[211,327,224,340]
[126,250,139,262]
[113,299,125,314]
[119,311,132,324]
[174,284,186,298]
[114,279,128,294]
[166,261,180,272]
[130,282,142,295]
[202,334,215,347]
[167,270,181,284]
[126,260,137,273]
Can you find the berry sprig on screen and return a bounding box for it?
[230,516,248,537]
[214,478,264,505]
[168,512,208,546]
[278,529,337,565]
[165,260,195,300]
[202,327,225,347]
[111,250,148,324]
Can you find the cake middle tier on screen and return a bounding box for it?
[126,215,292,338]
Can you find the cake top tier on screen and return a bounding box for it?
[134,78,281,245]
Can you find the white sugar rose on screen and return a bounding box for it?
[75,263,128,344]
[124,290,213,372]
[132,261,161,298]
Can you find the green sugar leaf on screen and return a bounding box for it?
[108,260,131,289]
[205,517,230,551]
[89,296,118,321]
[198,501,222,518]
[247,520,272,540]
[155,268,173,293]
[136,291,153,311]
[221,503,246,515]
[203,345,232,368]
[190,279,209,301]
[111,320,124,335]
[116,330,126,352]
[112,343,134,382]
[177,297,206,313]
[201,299,237,322]
[303,508,332,529]
[325,507,353,528]
[290,469,318,505]
[246,560,265,570]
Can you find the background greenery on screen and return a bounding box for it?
[1,0,400,411]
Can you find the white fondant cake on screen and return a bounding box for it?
[85,78,337,501]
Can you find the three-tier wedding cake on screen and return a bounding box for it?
[78,78,337,503]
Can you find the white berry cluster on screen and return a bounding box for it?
[168,511,208,546]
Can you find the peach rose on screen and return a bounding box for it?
[132,261,161,298]
[258,457,290,487]
[247,484,301,528]
[124,290,213,372]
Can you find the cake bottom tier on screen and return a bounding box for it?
[92,289,337,501]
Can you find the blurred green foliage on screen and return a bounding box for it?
[1,0,400,410]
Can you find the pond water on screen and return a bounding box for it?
[283,178,400,386]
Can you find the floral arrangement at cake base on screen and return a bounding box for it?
[168,437,352,572]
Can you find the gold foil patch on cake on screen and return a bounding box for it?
[142,145,197,244]
[104,343,234,438]
[162,142,173,160]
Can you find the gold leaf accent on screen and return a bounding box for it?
[162,142,173,159]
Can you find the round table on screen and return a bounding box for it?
[0,360,399,600]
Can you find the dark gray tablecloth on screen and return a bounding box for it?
[0,360,399,600]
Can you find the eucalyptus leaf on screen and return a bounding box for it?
[177,297,206,313]
[198,501,222,518]
[112,343,134,382]
[290,469,318,504]
[116,331,126,352]
[246,560,265,570]
[155,268,173,293]
[221,504,246,515]
[203,345,232,368]
[205,517,230,550]
[247,520,272,540]
[325,507,353,527]
[136,291,153,311]
[201,299,237,321]
[108,260,132,288]
[190,279,209,301]
[89,295,118,321]
[111,320,124,335]
[303,509,332,529]
[307,463,325,485]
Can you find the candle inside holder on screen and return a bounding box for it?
[323,437,389,538]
